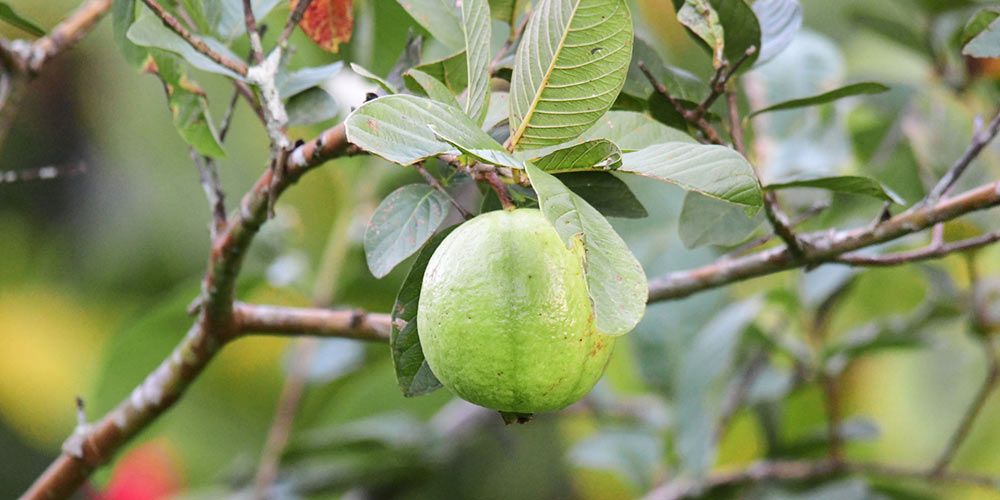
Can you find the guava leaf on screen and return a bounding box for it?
[964,15,1000,58]
[345,94,502,166]
[0,2,44,36]
[127,8,245,80]
[462,0,491,125]
[286,87,339,126]
[278,62,344,98]
[147,51,226,158]
[580,111,696,150]
[489,0,529,25]
[530,140,622,172]
[525,162,647,336]
[430,127,524,169]
[747,82,890,118]
[752,0,802,64]
[678,191,761,249]
[557,172,647,219]
[364,184,451,278]
[404,69,461,110]
[765,175,905,204]
[620,142,762,210]
[508,0,634,150]
[294,0,354,53]
[406,51,468,94]
[676,0,761,69]
[391,228,457,397]
[959,9,1000,50]
[213,0,282,41]
[397,0,465,51]
[350,63,398,94]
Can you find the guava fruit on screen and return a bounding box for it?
[417,208,614,414]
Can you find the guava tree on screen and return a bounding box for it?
[4,0,1000,498]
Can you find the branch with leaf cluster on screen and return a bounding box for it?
[16,1,1000,498]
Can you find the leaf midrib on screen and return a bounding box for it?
[508,0,583,150]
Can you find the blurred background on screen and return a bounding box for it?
[2,0,1000,498]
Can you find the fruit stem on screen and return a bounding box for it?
[484,170,516,211]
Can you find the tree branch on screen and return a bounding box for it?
[923,109,1000,206]
[20,122,357,500]
[236,303,391,341]
[641,459,1000,500]
[837,231,1000,267]
[415,163,472,219]
[648,181,1000,303]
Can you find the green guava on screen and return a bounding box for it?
[417,208,614,414]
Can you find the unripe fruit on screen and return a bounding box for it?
[417,208,614,414]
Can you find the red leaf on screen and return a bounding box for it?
[293,0,354,53]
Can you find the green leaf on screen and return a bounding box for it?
[0,2,44,36]
[489,0,529,25]
[345,94,503,166]
[677,0,761,69]
[112,0,147,68]
[620,142,763,209]
[964,16,1000,58]
[150,51,226,158]
[747,82,890,118]
[675,299,760,476]
[213,0,282,41]
[404,69,461,109]
[364,184,451,278]
[278,62,344,99]
[580,111,695,150]
[350,63,398,94]
[959,9,1000,49]
[525,162,647,336]
[678,191,762,249]
[752,0,802,63]
[397,0,466,51]
[557,172,647,219]
[622,35,705,102]
[390,228,456,397]
[430,125,524,169]
[530,139,622,172]
[765,175,905,204]
[127,8,245,80]
[508,0,634,150]
[407,51,468,94]
[286,87,340,126]
[462,0,491,125]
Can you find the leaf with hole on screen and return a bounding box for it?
[747,82,890,118]
[525,163,647,335]
[391,228,457,397]
[620,142,762,210]
[508,0,634,150]
[765,175,904,204]
[364,184,450,278]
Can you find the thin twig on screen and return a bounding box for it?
[0,162,86,184]
[837,231,1000,266]
[725,202,828,258]
[189,149,228,237]
[415,163,472,219]
[483,170,515,210]
[242,0,264,64]
[727,86,745,155]
[637,60,723,145]
[924,109,1000,206]
[139,0,249,77]
[279,0,315,46]
[695,46,756,121]
[930,337,999,475]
